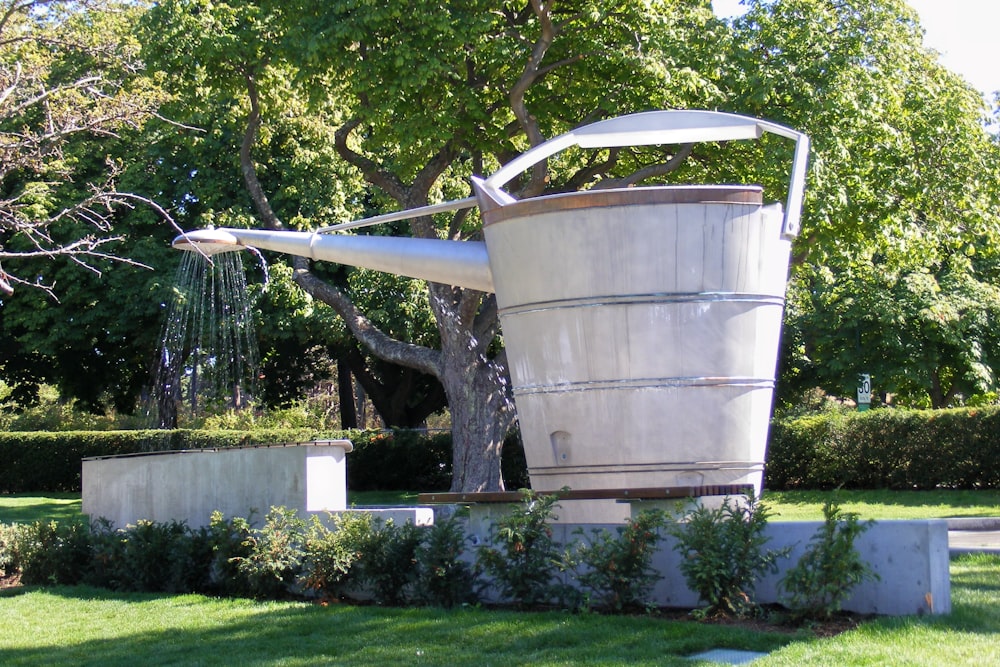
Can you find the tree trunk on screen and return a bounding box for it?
[430,283,515,492]
[440,336,515,492]
[337,361,358,429]
[240,76,514,491]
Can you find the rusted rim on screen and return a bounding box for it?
[481,185,763,225]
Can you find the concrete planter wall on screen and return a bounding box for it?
[82,442,352,528]
[464,514,951,617]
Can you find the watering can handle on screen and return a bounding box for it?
[316,110,809,240]
[483,110,809,240]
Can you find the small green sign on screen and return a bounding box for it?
[857,373,871,411]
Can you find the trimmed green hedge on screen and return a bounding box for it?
[0,429,339,493]
[766,406,1000,490]
[347,430,452,491]
[0,427,529,494]
[6,406,999,493]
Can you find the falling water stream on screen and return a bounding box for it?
[147,249,263,428]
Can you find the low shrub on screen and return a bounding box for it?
[476,491,577,609]
[12,520,91,586]
[229,507,308,600]
[571,510,668,612]
[414,516,477,608]
[669,494,790,618]
[354,518,423,605]
[202,511,256,597]
[88,518,214,594]
[300,512,373,601]
[0,522,21,576]
[779,500,878,620]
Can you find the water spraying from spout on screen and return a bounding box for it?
[146,248,261,428]
[245,246,270,289]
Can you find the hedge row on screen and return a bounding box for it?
[765,406,1000,490]
[0,429,331,493]
[4,406,999,493]
[0,427,529,494]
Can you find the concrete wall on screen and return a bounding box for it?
[464,508,951,616]
[81,444,950,617]
[82,442,352,528]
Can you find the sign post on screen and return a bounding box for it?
[857,374,872,412]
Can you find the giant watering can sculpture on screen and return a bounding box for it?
[174,110,809,495]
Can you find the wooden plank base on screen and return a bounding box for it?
[417,484,753,505]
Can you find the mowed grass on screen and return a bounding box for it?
[0,493,84,525]
[759,554,1000,666]
[4,489,998,525]
[0,586,794,667]
[1,555,997,666]
[2,492,999,665]
[761,488,1000,522]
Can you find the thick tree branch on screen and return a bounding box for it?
[238,69,444,378]
[240,71,284,232]
[508,0,557,198]
[292,259,444,378]
[333,117,409,204]
[592,143,696,190]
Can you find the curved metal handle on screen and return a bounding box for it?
[316,110,809,240]
[482,110,809,240]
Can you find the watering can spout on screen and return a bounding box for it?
[173,227,495,293]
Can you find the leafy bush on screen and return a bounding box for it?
[0,522,21,576]
[779,501,878,620]
[354,519,423,605]
[229,507,308,599]
[301,511,374,601]
[669,494,790,618]
[202,511,255,596]
[88,518,214,593]
[414,516,477,607]
[476,491,576,609]
[12,520,91,585]
[571,510,668,612]
[0,384,149,432]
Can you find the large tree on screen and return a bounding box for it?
[136,1,449,428]
[0,0,179,409]
[0,0,169,296]
[143,0,726,490]
[718,0,1000,408]
[136,0,1000,495]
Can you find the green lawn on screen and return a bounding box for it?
[761,488,1000,522]
[3,489,999,525]
[0,493,84,525]
[1,555,997,666]
[2,492,999,665]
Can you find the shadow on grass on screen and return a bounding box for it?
[0,494,83,525]
[0,586,798,667]
[5,556,1000,665]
